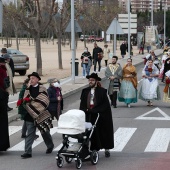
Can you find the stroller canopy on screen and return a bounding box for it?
[56,109,86,134]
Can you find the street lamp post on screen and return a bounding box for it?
[71,0,75,84]
[128,0,131,58]
[151,0,153,26]
[164,4,167,47]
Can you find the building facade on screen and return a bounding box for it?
[119,0,170,12]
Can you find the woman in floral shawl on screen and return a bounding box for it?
[118,58,137,108]
[139,60,161,106]
[163,70,170,103]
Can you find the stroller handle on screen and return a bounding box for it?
[94,113,100,126]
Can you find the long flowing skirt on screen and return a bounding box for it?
[139,78,161,101]
[118,80,137,104]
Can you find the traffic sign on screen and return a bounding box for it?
[106,18,124,35]
[65,20,82,33]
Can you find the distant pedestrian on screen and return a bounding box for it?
[81,47,92,78]
[139,60,160,106]
[0,57,10,151]
[162,51,170,82]
[79,73,114,157]
[92,43,103,73]
[139,41,144,54]
[120,42,126,59]
[20,72,54,159]
[1,48,16,112]
[103,44,110,66]
[105,56,122,108]
[47,78,63,120]
[118,58,138,108]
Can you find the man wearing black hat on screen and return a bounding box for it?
[0,57,10,151]
[20,72,54,159]
[79,73,114,157]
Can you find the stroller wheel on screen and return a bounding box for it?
[57,157,64,168]
[90,150,99,165]
[75,158,82,169]
[65,156,73,163]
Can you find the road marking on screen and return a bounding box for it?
[145,128,170,152]
[9,127,58,151]
[111,127,137,152]
[135,107,170,120]
[9,126,22,136]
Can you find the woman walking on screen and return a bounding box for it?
[118,58,137,108]
[139,60,161,106]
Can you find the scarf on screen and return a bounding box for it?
[123,64,137,89]
[24,85,53,133]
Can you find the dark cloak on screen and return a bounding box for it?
[80,86,114,151]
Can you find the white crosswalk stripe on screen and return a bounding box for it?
[9,126,22,136]
[9,127,58,151]
[8,126,170,153]
[145,128,170,152]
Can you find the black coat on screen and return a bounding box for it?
[80,86,114,151]
[0,88,10,151]
[120,43,127,55]
[163,58,170,80]
[92,47,103,60]
[47,86,63,119]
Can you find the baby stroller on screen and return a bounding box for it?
[56,109,99,169]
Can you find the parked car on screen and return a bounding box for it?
[88,35,104,42]
[80,35,89,41]
[6,49,29,76]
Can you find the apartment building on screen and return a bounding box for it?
[119,0,170,12]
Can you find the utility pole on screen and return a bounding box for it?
[128,0,131,58]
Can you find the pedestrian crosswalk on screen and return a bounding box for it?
[8,126,170,153]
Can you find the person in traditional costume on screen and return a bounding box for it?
[20,72,54,159]
[163,70,170,103]
[47,78,63,120]
[118,58,138,108]
[162,51,170,82]
[159,52,168,80]
[105,56,122,108]
[0,57,10,151]
[79,73,114,158]
[139,60,161,106]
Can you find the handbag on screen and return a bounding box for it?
[4,76,10,89]
[98,53,103,60]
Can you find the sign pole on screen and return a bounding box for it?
[113,18,117,55]
[71,0,75,84]
[128,0,131,58]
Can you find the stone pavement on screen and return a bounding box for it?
[8,48,163,123]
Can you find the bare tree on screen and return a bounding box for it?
[4,0,57,75]
[52,2,70,69]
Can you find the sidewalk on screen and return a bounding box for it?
[8,48,163,123]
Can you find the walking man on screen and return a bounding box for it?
[105,56,122,108]
[20,72,54,159]
[79,73,114,157]
[92,43,103,73]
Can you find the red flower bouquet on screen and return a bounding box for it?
[16,97,31,107]
[148,68,152,73]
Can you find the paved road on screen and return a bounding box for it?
[2,62,170,170]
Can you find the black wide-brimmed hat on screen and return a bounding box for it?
[28,72,41,80]
[86,73,101,81]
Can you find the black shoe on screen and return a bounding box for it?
[46,148,53,154]
[113,105,117,108]
[105,151,110,158]
[7,107,13,112]
[34,135,39,140]
[21,153,32,159]
[21,134,26,138]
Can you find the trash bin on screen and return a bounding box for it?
[70,58,79,76]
